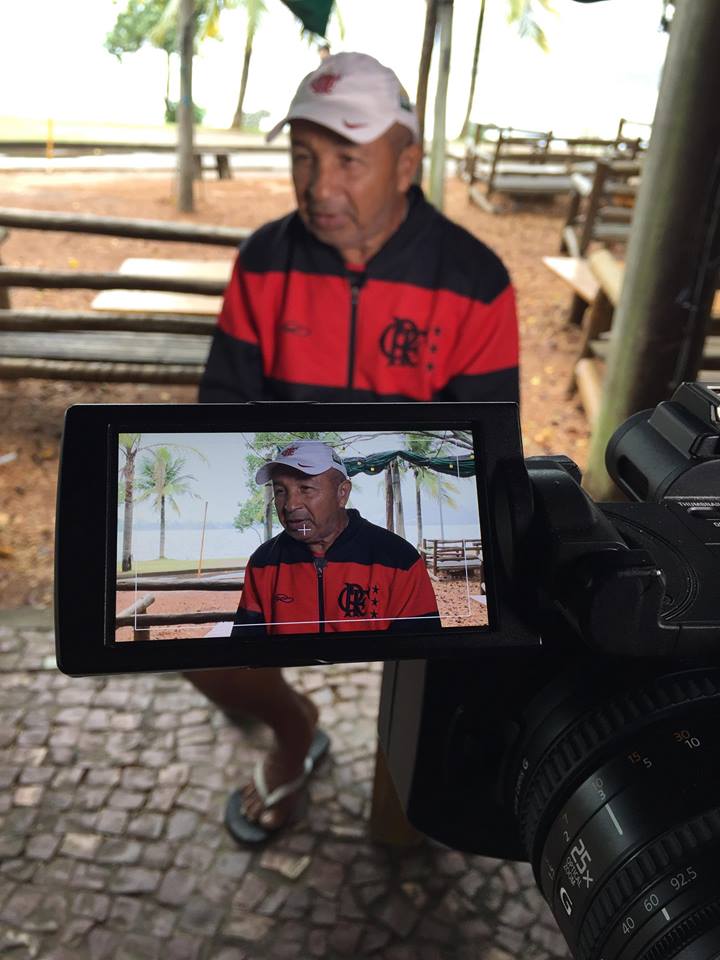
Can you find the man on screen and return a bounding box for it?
[191,51,519,843]
[232,440,440,636]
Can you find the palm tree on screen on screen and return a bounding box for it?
[135,448,200,559]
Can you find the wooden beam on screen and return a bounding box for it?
[0,267,226,295]
[0,357,203,383]
[588,250,625,305]
[0,310,215,333]
[0,208,249,246]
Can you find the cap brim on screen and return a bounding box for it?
[265,118,289,143]
[255,460,327,485]
[266,107,393,145]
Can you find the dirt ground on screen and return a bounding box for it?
[0,169,587,608]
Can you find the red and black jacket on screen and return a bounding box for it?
[232,509,440,636]
[200,186,519,404]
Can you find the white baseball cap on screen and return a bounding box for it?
[266,52,420,146]
[255,440,349,485]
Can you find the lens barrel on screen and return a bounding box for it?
[511,666,720,960]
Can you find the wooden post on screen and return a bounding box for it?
[197,500,208,576]
[177,0,195,213]
[0,228,9,310]
[428,0,453,211]
[584,0,720,500]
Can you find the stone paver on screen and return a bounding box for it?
[0,619,570,959]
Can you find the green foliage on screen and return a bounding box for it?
[164,99,206,123]
[105,0,176,58]
[232,431,343,532]
[135,447,199,516]
[506,0,555,53]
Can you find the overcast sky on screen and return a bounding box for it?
[0,0,668,139]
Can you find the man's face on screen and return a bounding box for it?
[290,119,421,262]
[271,466,351,544]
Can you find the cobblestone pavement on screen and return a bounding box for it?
[0,615,569,960]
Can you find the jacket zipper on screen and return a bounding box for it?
[346,276,362,390]
[314,558,327,633]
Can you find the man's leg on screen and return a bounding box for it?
[184,667,318,830]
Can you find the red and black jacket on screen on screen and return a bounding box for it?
[231,509,440,637]
[200,186,519,405]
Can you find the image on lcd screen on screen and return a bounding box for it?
[114,430,488,642]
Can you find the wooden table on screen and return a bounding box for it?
[91,257,233,316]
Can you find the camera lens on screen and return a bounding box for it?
[511,664,720,960]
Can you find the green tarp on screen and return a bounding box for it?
[279,0,333,35]
[342,451,476,478]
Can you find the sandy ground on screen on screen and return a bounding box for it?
[113,577,488,641]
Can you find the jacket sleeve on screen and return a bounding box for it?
[198,253,269,403]
[386,556,441,634]
[230,561,267,637]
[435,283,520,404]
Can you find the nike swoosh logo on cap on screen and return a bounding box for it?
[343,120,368,129]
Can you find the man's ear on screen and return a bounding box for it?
[397,142,423,192]
[337,479,352,508]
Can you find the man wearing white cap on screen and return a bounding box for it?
[224,440,440,842]
[193,51,519,843]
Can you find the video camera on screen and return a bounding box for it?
[55,382,720,960]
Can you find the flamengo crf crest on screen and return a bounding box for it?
[338,583,370,618]
[379,317,428,367]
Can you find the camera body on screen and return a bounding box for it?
[380,382,720,960]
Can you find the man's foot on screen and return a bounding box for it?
[236,692,321,834]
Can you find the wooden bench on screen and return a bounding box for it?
[560,160,642,258]
[559,251,720,425]
[466,125,644,213]
[421,537,483,579]
[0,208,248,383]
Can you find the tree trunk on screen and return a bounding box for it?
[437,478,445,539]
[392,460,406,540]
[159,495,166,559]
[414,0,437,183]
[231,26,255,129]
[263,483,274,541]
[176,0,195,213]
[583,0,720,499]
[385,466,394,532]
[121,453,135,572]
[461,0,486,138]
[165,50,171,105]
[429,0,453,211]
[414,470,423,549]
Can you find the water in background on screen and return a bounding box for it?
[118,522,480,564]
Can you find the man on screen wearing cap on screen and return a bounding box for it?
[190,51,519,843]
[231,441,439,638]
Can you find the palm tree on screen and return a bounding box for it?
[118,434,142,572]
[118,436,207,570]
[461,0,555,137]
[135,448,200,559]
[231,0,267,129]
[405,437,458,548]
